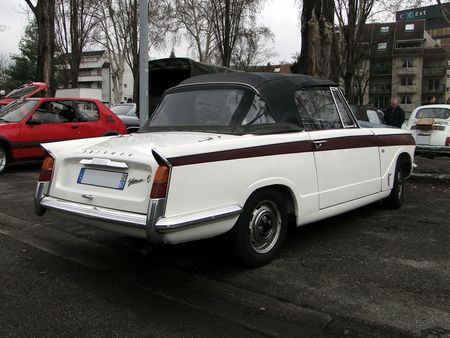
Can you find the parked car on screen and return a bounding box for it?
[0,82,48,109]
[406,104,450,157]
[0,98,127,174]
[110,103,139,133]
[349,104,389,128]
[34,73,415,267]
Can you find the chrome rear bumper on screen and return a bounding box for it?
[35,182,242,243]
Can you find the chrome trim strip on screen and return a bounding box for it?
[155,205,242,233]
[80,158,128,169]
[173,82,261,95]
[40,196,147,228]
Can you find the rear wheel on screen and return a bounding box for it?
[228,189,288,267]
[384,159,404,209]
[0,146,7,174]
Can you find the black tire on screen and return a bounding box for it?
[228,189,288,267]
[383,159,404,209]
[0,145,7,175]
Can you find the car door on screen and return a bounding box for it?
[17,100,79,159]
[73,100,103,138]
[295,87,381,209]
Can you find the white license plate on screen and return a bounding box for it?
[417,134,431,145]
[77,168,128,190]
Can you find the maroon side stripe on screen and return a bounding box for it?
[168,140,314,166]
[167,134,415,167]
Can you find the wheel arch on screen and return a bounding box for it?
[0,136,12,161]
[243,182,298,222]
[398,152,413,179]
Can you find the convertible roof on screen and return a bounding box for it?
[174,72,337,122]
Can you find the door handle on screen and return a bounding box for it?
[313,140,327,149]
[71,125,79,129]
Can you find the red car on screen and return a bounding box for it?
[0,82,48,109]
[0,97,127,174]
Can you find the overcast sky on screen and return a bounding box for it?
[0,0,301,64]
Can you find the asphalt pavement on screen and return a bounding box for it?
[0,157,449,337]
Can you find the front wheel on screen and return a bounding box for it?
[228,189,288,267]
[0,146,7,174]
[384,159,404,209]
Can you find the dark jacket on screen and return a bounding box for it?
[383,105,405,128]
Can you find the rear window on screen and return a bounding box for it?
[416,108,450,119]
[5,85,38,99]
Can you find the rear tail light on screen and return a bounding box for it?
[446,137,450,147]
[39,156,55,182]
[150,164,170,198]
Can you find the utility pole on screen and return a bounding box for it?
[139,0,149,129]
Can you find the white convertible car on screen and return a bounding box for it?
[35,73,415,266]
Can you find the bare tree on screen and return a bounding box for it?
[231,26,277,71]
[209,0,266,67]
[0,54,11,90]
[55,0,100,88]
[24,0,55,95]
[296,0,334,78]
[173,0,216,63]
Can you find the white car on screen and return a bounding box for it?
[406,104,450,157]
[35,73,415,267]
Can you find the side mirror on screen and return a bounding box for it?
[27,119,42,126]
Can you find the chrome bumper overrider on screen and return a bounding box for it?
[35,182,242,243]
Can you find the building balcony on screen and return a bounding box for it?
[396,66,418,75]
[423,66,446,76]
[78,75,103,83]
[371,68,392,76]
[369,87,391,93]
[395,85,417,93]
[422,85,446,93]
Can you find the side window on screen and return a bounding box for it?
[32,101,76,124]
[294,87,343,130]
[367,109,382,124]
[242,95,275,126]
[331,88,355,127]
[75,101,100,122]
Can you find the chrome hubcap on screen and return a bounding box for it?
[248,200,281,254]
[0,148,6,172]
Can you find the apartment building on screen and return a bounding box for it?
[61,50,134,104]
[359,19,447,112]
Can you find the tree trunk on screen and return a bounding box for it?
[131,0,139,104]
[222,0,231,67]
[298,0,334,77]
[29,0,55,96]
[70,0,80,88]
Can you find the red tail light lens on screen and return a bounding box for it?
[446,137,450,147]
[150,165,170,198]
[39,156,55,182]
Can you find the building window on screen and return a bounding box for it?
[380,26,389,33]
[375,96,388,108]
[401,95,412,104]
[124,83,128,88]
[402,58,414,68]
[405,24,415,31]
[97,83,102,89]
[428,79,441,91]
[401,77,413,86]
[377,42,387,50]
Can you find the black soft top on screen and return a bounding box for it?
[172,72,337,121]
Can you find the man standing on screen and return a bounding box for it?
[384,97,406,128]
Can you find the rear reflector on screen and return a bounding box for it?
[150,165,170,199]
[39,156,55,182]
